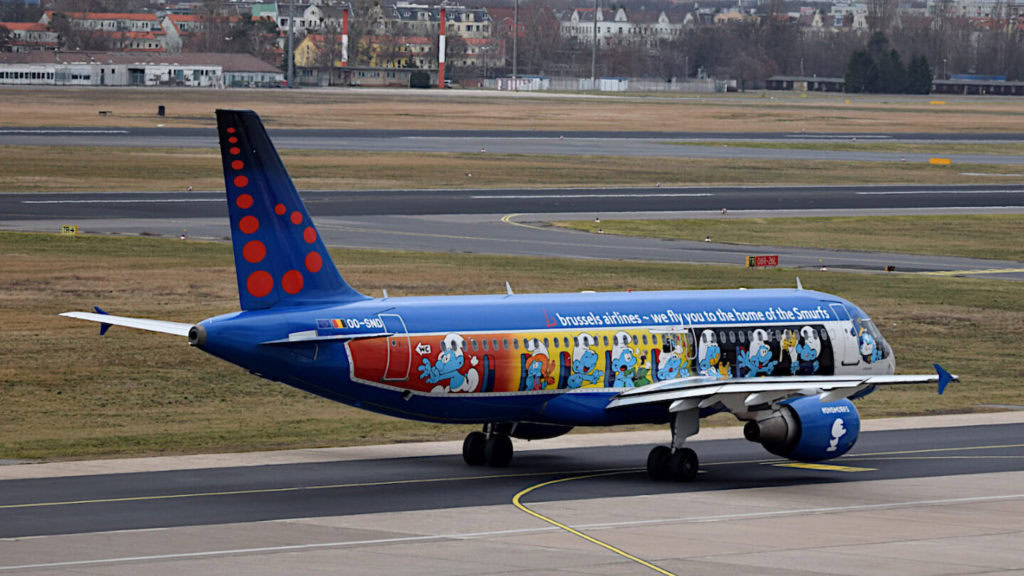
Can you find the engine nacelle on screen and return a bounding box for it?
[743,397,860,461]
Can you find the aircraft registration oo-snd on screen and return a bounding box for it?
[62,110,959,482]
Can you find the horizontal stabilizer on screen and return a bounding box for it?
[60,312,192,337]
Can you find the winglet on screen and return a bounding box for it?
[934,364,956,395]
[93,306,112,336]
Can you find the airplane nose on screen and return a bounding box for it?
[188,324,207,348]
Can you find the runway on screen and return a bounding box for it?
[3,184,1023,280]
[2,414,1023,575]
[3,127,1024,164]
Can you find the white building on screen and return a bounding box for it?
[0,52,283,88]
[559,7,683,48]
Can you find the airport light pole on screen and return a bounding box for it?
[590,0,597,87]
[512,0,518,87]
[287,0,295,87]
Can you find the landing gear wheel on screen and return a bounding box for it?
[484,434,514,467]
[462,431,487,466]
[646,445,672,481]
[669,447,699,482]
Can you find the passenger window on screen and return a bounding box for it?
[553,337,559,348]
[564,337,569,348]
[472,339,478,351]
[738,331,745,343]
[642,334,648,345]
[820,328,828,341]
[482,339,489,351]
[573,336,579,347]
[728,331,736,344]
[632,334,638,345]
[503,339,509,350]
[603,335,609,346]
[719,331,726,342]
[543,337,549,348]
[513,338,519,350]
[492,339,499,350]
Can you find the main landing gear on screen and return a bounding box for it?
[646,408,700,482]
[462,425,513,468]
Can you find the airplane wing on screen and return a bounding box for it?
[606,365,958,412]
[60,311,192,337]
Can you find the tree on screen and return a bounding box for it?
[0,25,10,53]
[906,54,933,94]
[877,48,906,92]
[845,49,879,92]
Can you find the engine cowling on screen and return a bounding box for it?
[743,397,860,461]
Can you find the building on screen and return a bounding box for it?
[39,11,173,52]
[362,35,433,68]
[559,7,683,48]
[386,2,491,39]
[0,22,59,52]
[766,75,845,92]
[294,33,347,68]
[0,51,283,87]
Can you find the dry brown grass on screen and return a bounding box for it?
[556,215,1024,261]
[1,231,1021,460]
[1,87,1023,132]
[2,145,1021,192]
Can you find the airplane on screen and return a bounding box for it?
[62,110,958,482]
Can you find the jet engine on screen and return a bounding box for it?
[743,397,860,461]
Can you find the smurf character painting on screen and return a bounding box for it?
[859,329,883,364]
[792,326,821,375]
[418,333,480,394]
[567,333,604,389]
[523,338,555,390]
[697,330,731,379]
[656,336,689,381]
[610,331,651,388]
[737,328,778,378]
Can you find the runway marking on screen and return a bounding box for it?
[513,471,679,576]
[772,462,876,472]
[0,129,129,134]
[22,198,222,204]
[500,213,548,232]
[474,193,713,199]
[5,492,1024,572]
[919,268,1024,277]
[856,189,1024,195]
[0,467,638,511]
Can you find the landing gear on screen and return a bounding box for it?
[484,433,513,467]
[647,408,701,482]
[462,431,487,466]
[462,425,514,467]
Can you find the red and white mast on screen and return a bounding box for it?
[341,8,349,67]
[438,7,446,87]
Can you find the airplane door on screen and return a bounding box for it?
[379,313,411,381]
[828,303,860,366]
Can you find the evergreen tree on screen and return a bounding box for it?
[878,48,906,93]
[906,54,934,94]
[845,49,879,93]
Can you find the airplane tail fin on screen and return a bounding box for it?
[216,110,366,310]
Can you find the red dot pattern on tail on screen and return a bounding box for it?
[303,226,316,244]
[274,203,286,215]
[305,252,322,273]
[281,270,304,294]
[246,270,273,298]
[290,211,303,225]
[234,175,249,188]
[243,240,266,263]
[231,160,244,170]
[239,215,259,234]
[236,193,253,209]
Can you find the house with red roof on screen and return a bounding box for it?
[0,22,59,52]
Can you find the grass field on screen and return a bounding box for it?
[1,87,1024,133]
[555,215,1024,261]
[1,231,1021,460]
[2,146,1023,192]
